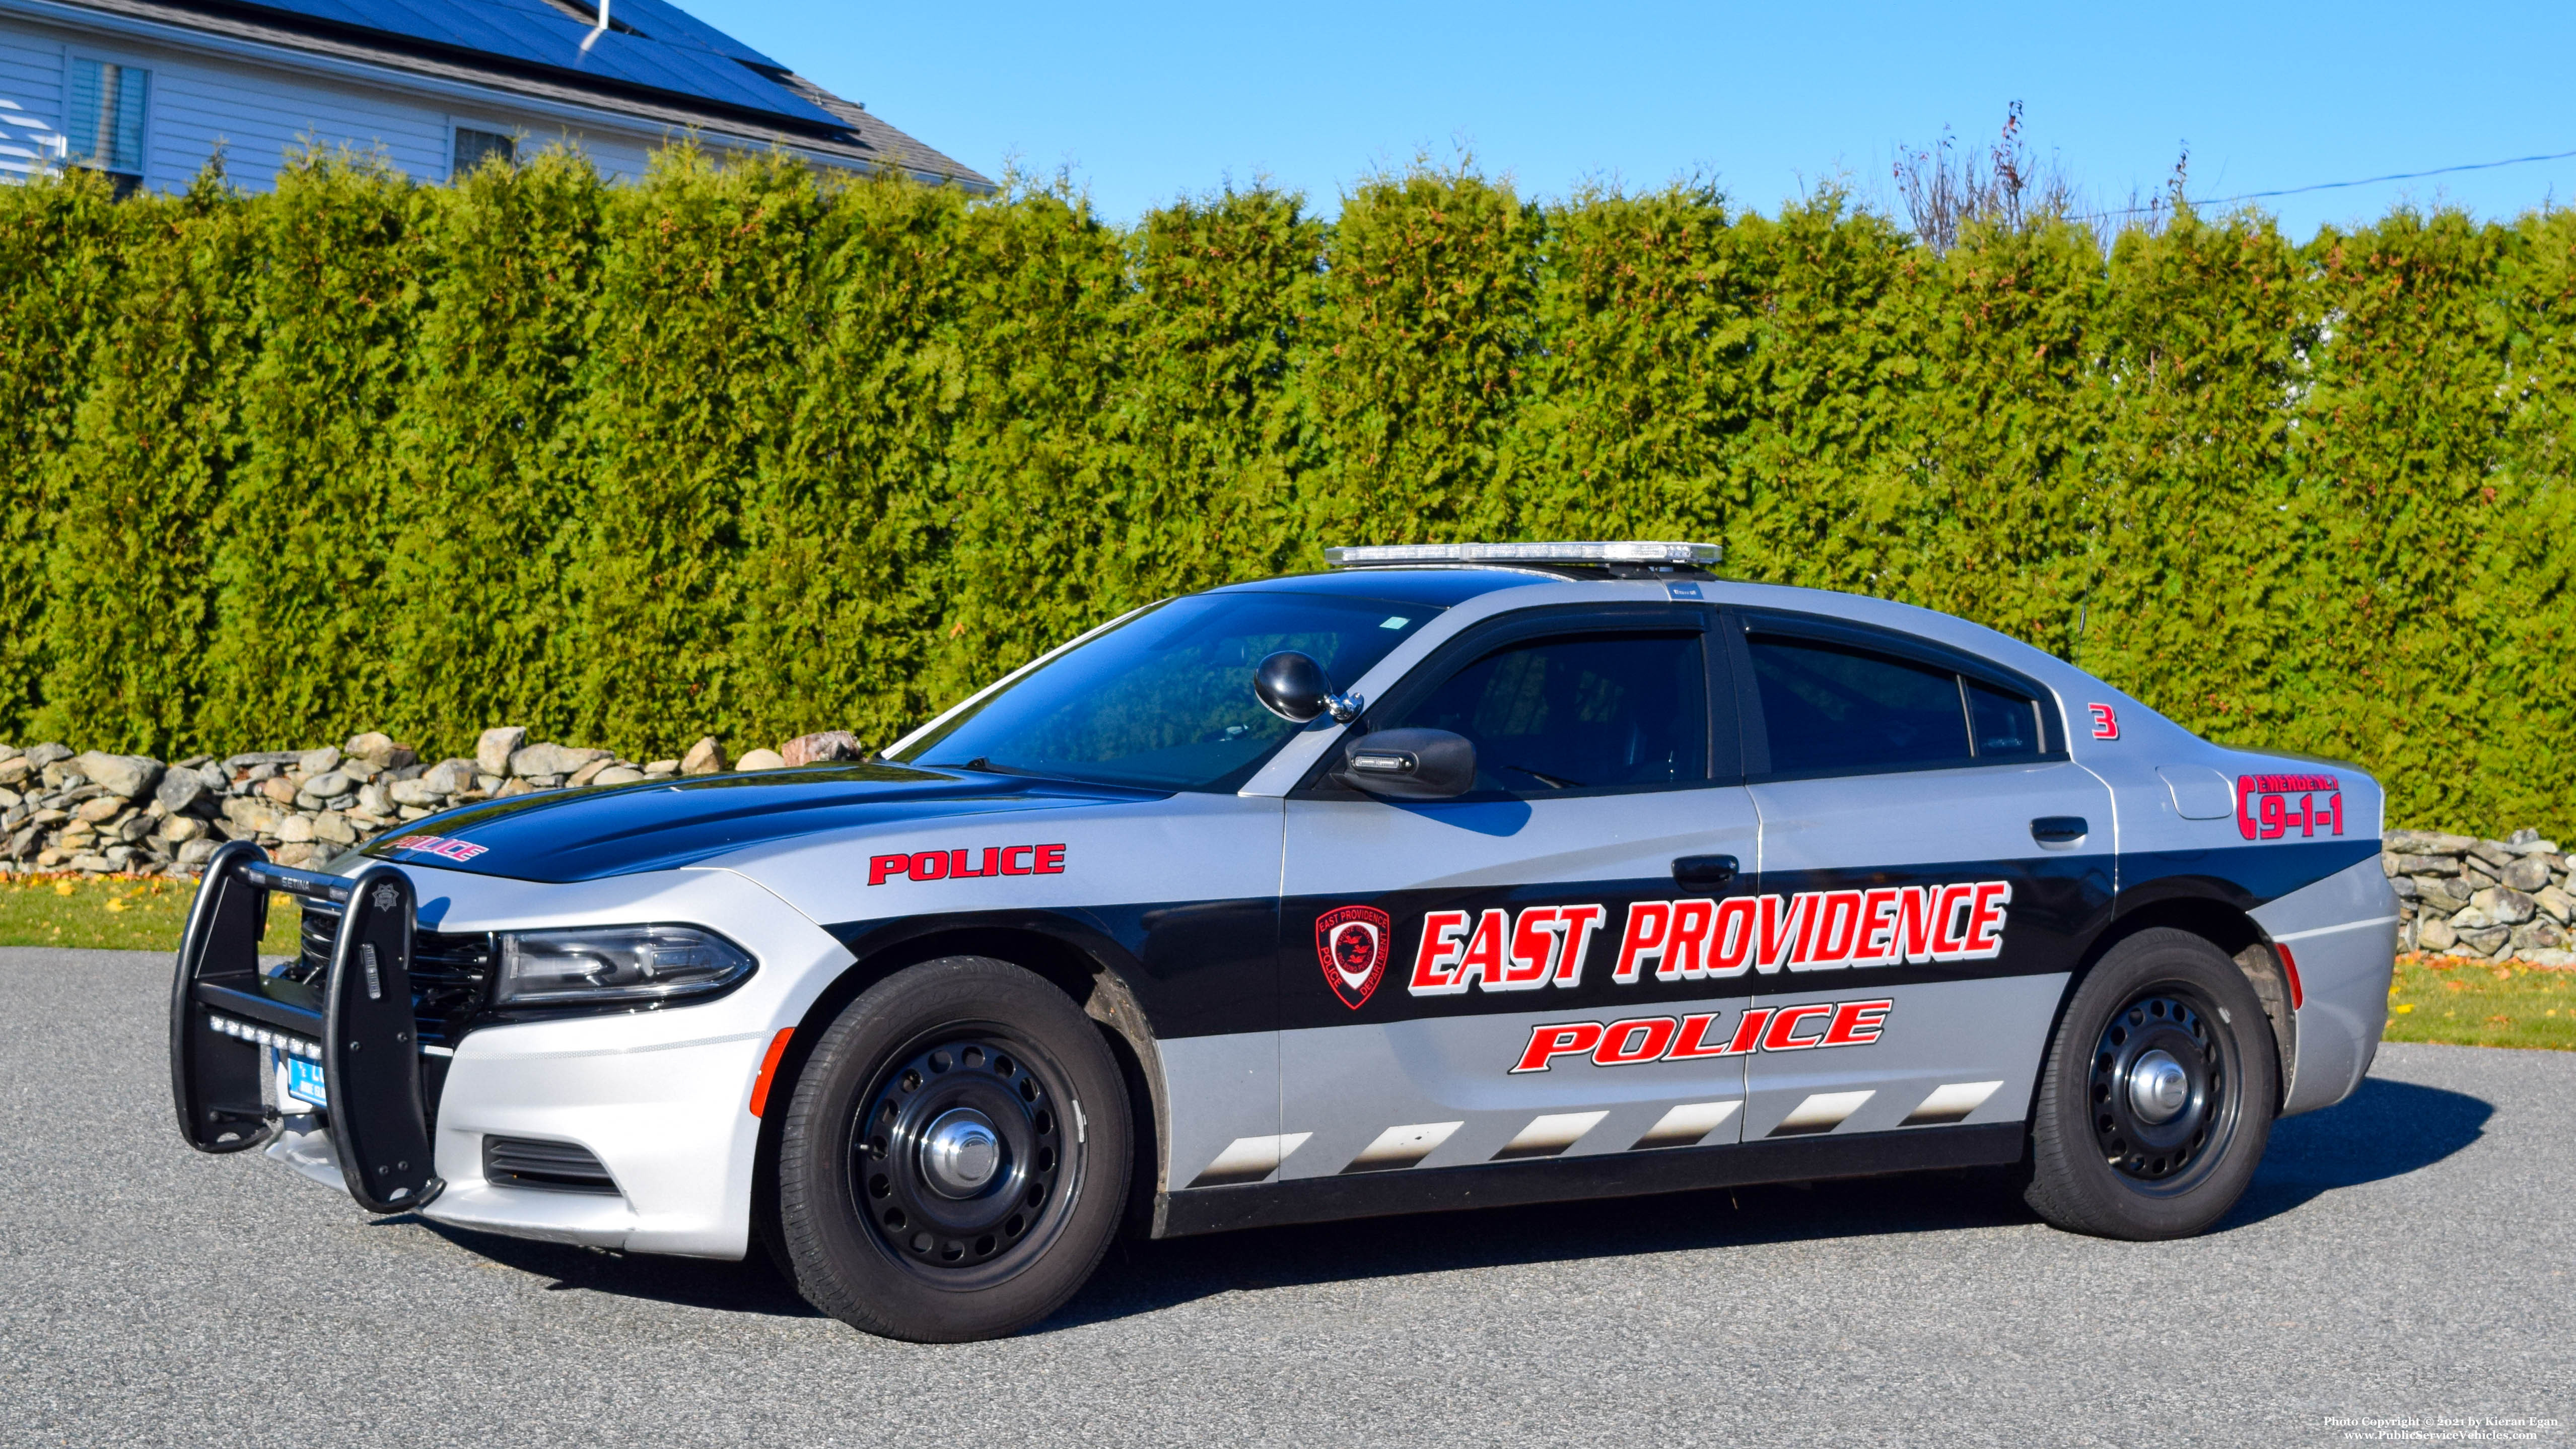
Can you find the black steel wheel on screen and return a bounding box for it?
[779,956,1131,1341]
[2027,928,2278,1239]
[852,1032,1072,1284]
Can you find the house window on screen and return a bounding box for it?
[452,126,516,178]
[66,58,148,194]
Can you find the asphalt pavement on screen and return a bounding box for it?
[2,946,2568,1447]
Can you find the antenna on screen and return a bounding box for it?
[580,0,609,53]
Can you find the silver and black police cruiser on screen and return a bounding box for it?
[170,541,2399,1341]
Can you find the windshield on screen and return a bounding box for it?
[891,590,1438,791]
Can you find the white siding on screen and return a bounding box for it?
[0,28,64,178]
[0,15,816,193]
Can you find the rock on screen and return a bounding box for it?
[566,757,613,788]
[2535,885,2575,924]
[273,842,317,867]
[69,853,112,873]
[423,758,477,795]
[2387,875,2419,900]
[24,742,71,767]
[176,838,218,868]
[304,770,352,798]
[735,747,788,771]
[522,774,565,789]
[2449,905,2494,931]
[2466,839,2516,870]
[2510,918,2568,953]
[2502,855,2552,892]
[33,847,62,868]
[115,813,155,844]
[342,732,416,770]
[312,811,357,846]
[73,796,125,824]
[73,751,162,799]
[782,730,865,766]
[509,742,607,779]
[643,760,679,777]
[592,766,645,787]
[298,746,342,776]
[388,779,443,807]
[159,815,207,844]
[0,757,30,786]
[681,737,726,775]
[357,782,394,816]
[475,774,504,794]
[476,726,528,775]
[154,769,211,815]
[2416,875,2472,909]
[2470,886,2536,926]
[2386,830,2475,855]
[275,814,316,844]
[28,807,66,826]
[2458,925,2511,957]
[494,777,534,798]
[397,805,434,821]
[2387,853,2459,877]
[259,776,298,805]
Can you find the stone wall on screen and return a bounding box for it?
[2384,828,2572,965]
[0,726,865,875]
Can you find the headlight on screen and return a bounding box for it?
[494,924,756,1006]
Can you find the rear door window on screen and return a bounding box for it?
[1745,633,2048,777]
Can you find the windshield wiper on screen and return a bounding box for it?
[956,756,1047,779]
[1507,765,1583,790]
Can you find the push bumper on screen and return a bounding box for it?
[171,840,443,1211]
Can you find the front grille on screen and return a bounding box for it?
[483,1136,619,1194]
[295,904,494,1048]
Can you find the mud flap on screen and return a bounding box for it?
[324,864,444,1213]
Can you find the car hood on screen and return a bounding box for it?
[355,764,1163,883]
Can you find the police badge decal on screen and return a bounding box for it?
[1314,904,1393,1009]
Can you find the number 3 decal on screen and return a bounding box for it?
[2087,703,2120,740]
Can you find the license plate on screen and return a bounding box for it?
[286,1055,328,1109]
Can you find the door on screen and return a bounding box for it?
[1727,610,2116,1143]
[1262,604,1768,1186]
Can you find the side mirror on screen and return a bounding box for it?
[1255,651,1361,724]
[1333,727,1477,800]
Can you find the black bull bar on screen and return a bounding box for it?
[169,839,444,1212]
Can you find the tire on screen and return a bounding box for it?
[777,956,1132,1341]
[2025,927,2278,1240]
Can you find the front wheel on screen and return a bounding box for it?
[777,956,1132,1341]
[2025,928,2278,1240]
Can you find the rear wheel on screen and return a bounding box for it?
[2026,928,2278,1239]
[777,956,1131,1341]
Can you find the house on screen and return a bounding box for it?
[0,0,989,194]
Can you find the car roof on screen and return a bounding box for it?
[1207,568,1561,608]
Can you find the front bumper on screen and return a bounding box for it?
[171,842,841,1258]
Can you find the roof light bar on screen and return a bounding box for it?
[1323,541,1723,569]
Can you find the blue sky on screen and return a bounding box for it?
[689,0,2576,240]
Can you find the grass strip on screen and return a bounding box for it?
[2384,952,2575,1051]
[0,873,299,953]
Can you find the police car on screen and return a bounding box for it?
[170,541,2398,1342]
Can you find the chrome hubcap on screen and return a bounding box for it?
[2128,1050,2190,1124]
[921,1109,1002,1197]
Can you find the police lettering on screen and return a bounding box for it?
[1510,999,1895,1073]
[1406,883,2010,997]
[868,843,1067,886]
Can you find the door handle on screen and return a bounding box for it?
[1673,854,1739,887]
[2031,816,2090,844]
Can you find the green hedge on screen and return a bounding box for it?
[3,149,2571,836]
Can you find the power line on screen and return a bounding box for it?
[2098,146,2576,218]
